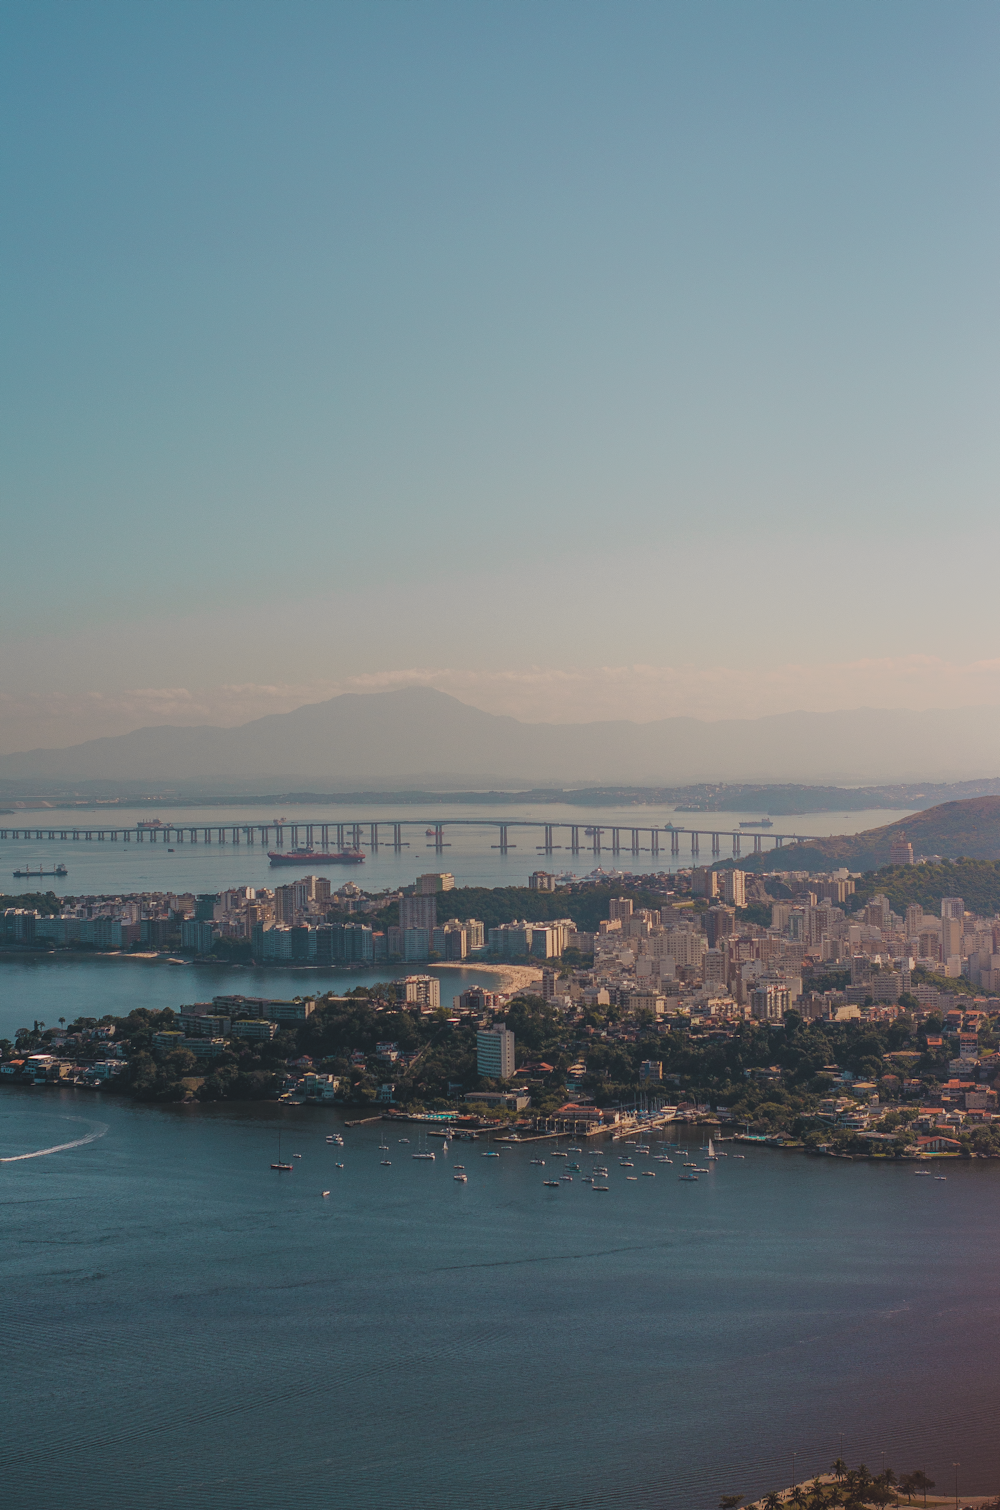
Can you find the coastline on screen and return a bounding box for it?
[0,947,545,991]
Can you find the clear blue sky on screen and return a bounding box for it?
[2,1,998,744]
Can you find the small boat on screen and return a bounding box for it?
[321,1190,330,1197]
[707,1139,718,1160]
[293,1153,302,1159]
[619,1161,634,1168]
[482,1151,500,1158]
[654,1156,672,1163]
[914,1170,932,1176]
[412,1152,435,1160]
[593,1185,610,1191]
[551,1151,568,1158]
[683,1162,698,1168]
[626,1175,638,1181]
[568,1146,582,1152]
[560,1174,573,1182]
[581,1176,594,1184]
[453,1164,465,1170]
[326,1136,334,1143]
[679,1174,698,1181]
[398,1138,410,1143]
[733,1154,746,1159]
[935,1176,947,1181]
[641,1171,655,1177]
[453,1173,468,1182]
[543,1180,560,1188]
[380,1159,391,1166]
[567,1163,582,1172]
[530,1158,545,1166]
[335,1162,344,1169]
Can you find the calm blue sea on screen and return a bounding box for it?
[2,1078,999,1510]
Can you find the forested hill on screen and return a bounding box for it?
[724,797,1000,874]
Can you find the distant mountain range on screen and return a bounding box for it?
[731,797,1000,872]
[4,687,1000,789]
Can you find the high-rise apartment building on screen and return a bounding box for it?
[705,907,735,948]
[941,916,964,961]
[400,893,437,932]
[690,868,718,900]
[609,897,633,921]
[941,897,965,921]
[477,1023,515,1079]
[417,873,455,895]
[722,870,746,909]
[889,838,914,866]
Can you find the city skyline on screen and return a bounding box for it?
[3,1,1000,754]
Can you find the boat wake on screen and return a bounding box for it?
[0,1116,109,1163]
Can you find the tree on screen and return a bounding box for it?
[909,1471,934,1507]
[832,1460,848,1483]
[763,1495,783,1510]
[719,1496,743,1508]
[897,1475,916,1504]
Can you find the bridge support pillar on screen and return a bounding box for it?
[499,825,508,853]
[393,824,402,850]
[631,828,639,854]
[712,833,720,856]
[570,826,579,853]
[671,831,680,855]
[691,832,699,855]
[543,824,553,853]
[753,835,762,852]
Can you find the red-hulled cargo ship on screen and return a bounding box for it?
[267,847,365,866]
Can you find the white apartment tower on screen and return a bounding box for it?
[477,1023,515,1079]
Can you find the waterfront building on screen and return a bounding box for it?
[477,1023,515,1079]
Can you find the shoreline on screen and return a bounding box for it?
[0,948,545,996]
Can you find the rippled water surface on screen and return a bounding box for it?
[2,1087,999,1510]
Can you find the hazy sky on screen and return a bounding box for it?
[2,0,999,749]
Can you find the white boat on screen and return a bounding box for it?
[530,1158,545,1165]
[335,1162,344,1168]
[453,1173,468,1182]
[914,1170,932,1176]
[641,1170,655,1177]
[707,1139,718,1160]
[321,1190,330,1197]
[412,1152,435,1160]
[482,1151,500,1158]
[380,1160,392,1166]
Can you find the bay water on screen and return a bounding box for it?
[0,799,914,896]
[2,1072,999,1509]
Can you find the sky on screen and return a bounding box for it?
[2,0,999,751]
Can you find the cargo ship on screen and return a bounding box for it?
[267,847,365,866]
[739,818,773,829]
[13,864,68,878]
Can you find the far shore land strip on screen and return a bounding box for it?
[4,805,1000,1155]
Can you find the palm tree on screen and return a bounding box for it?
[790,1489,808,1510]
[832,1461,848,1484]
[897,1475,915,1504]
[763,1494,783,1510]
[909,1471,934,1508]
[719,1497,744,1509]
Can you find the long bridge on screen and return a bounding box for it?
[0,817,815,858]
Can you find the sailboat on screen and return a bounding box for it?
[271,1132,293,1171]
[707,1138,718,1160]
[412,1132,435,1160]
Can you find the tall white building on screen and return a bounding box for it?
[722,870,746,909]
[477,1023,515,1079]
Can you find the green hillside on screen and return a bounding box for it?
[722,797,1000,874]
